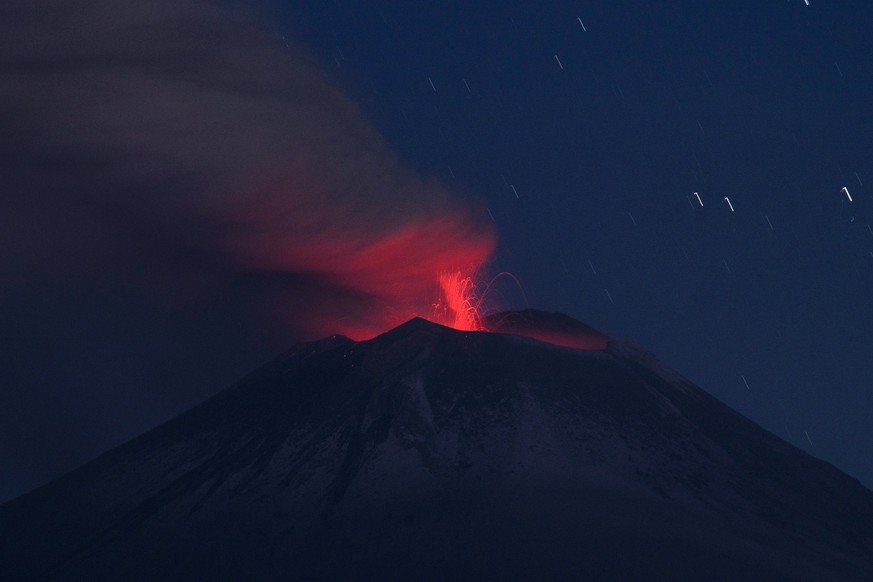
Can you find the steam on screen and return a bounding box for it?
[0,0,495,339]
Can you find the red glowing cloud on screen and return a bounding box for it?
[434,271,485,332]
[215,166,496,340]
[1,0,497,344]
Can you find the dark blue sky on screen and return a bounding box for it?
[282,0,873,487]
[1,0,871,502]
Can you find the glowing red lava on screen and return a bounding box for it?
[431,270,486,331]
[428,276,611,351]
[214,164,604,351]
[214,167,497,342]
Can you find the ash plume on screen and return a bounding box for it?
[0,0,496,340]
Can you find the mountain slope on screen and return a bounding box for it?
[2,315,872,581]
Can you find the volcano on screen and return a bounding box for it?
[2,312,873,581]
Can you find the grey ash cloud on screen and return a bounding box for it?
[0,0,493,501]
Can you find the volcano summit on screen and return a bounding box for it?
[2,312,872,580]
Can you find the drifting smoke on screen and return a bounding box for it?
[0,0,495,340]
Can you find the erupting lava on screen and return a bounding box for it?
[426,270,612,352]
[428,271,611,351]
[431,270,487,331]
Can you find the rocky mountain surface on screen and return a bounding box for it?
[3,312,872,580]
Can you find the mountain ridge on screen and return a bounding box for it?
[2,312,872,580]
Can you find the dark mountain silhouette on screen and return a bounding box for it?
[2,312,872,581]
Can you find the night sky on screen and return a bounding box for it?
[2,0,872,503]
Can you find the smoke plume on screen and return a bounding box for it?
[0,0,496,340]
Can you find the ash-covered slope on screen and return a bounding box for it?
[2,314,873,581]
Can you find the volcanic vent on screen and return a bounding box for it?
[483,308,610,350]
